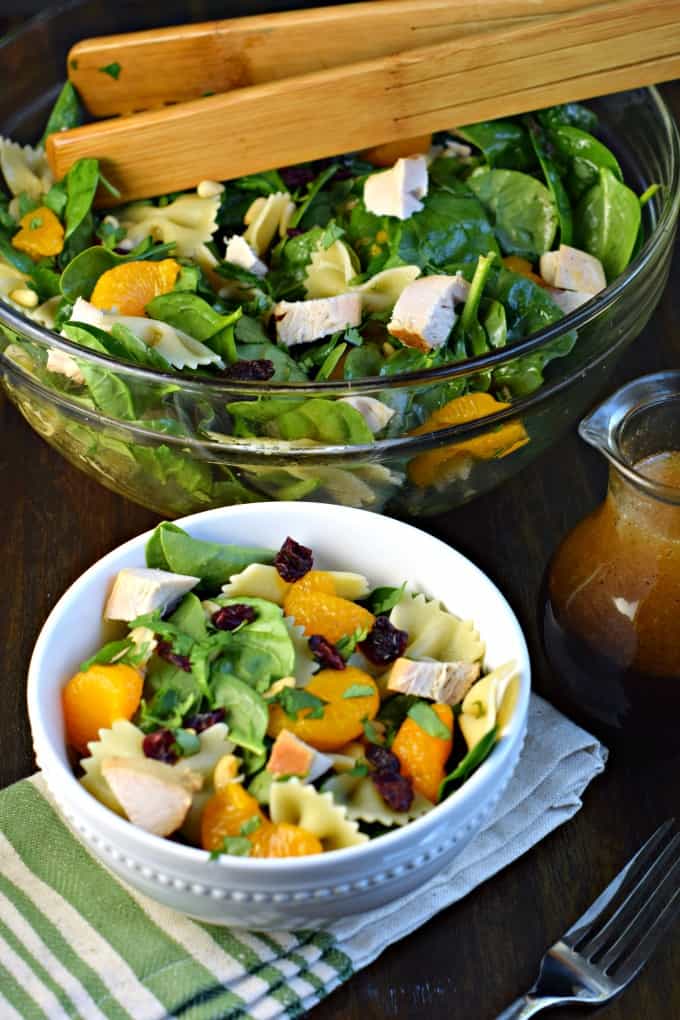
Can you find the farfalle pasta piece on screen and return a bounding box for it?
[322,773,434,827]
[221,563,370,605]
[269,778,368,850]
[0,138,52,199]
[0,260,29,304]
[390,592,485,664]
[351,265,422,312]
[67,297,224,370]
[178,723,236,843]
[459,661,519,751]
[243,192,295,255]
[118,192,220,264]
[304,238,359,299]
[284,616,318,685]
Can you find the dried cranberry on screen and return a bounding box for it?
[359,617,408,666]
[212,604,257,631]
[183,708,226,733]
[274,536,313,581]
[365,742,400,774]
[371,770,414,813]
[143,729,179,764]
[223,359,275,381]
[286,227,304,237]
[279,165,317,189]
[156,639,192,672]
[308,635,346,671]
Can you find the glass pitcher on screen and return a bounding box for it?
[541,372,680,756]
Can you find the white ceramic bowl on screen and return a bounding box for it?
[28,502,530,929]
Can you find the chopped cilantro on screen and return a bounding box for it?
[30,216,43,230]
[99,62,122,80]
[173,728,201,757]
[342,684,375,699]
[209,836,252,859]
[335,626,369,659]
[273,687,327,720]
[407,702,451,740]
[361,717,381,744]
[239,816,262,837]
[346,761,369,778]
[320,220,345,249]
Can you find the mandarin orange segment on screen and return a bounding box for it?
[249,821,323,858]
[12,206,64,259]
[391,702,453,803]
[200,783,265,852]
[62,663,143,753]
[90,258,180,316]
[283,588,375,646]
[284,570,335,601]
[267,666,380,751]
[502,255,549,288]
[408,393,529,488]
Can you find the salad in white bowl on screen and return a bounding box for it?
[28,503,530,927]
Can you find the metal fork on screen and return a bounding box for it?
[497,820,680,1018]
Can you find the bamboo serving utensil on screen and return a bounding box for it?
[47,0,680,205]
[67,0,599,117]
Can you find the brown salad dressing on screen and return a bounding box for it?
[542,450,680,755]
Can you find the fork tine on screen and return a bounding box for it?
[597,846,680,974]
[608,871,680,987]
[581,831,680,960]
[563,820,675,948]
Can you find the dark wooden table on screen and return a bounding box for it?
[2,86,680,1020]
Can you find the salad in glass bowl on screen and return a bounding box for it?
[0,53,677,516]
[61,523,519,857]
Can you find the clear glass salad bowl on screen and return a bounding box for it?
[1,1,679,518]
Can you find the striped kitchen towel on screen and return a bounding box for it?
[0,694,606,1020]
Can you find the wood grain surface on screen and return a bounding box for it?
[3,82,680,1020]
[48,0,680,204]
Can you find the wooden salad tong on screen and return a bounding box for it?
[46,0,680,205]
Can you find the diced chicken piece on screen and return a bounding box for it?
[46,348,85,385]
[101,756,202,836]
[539,245,606,294]
[338,396,395,434]
[546,288,595,315]
[387,656,481,705]
[267,729,333,783]
[363,156,429,220]
[274,293,362,347]
[225,234,268,277]
[104,567,199,622]
[388,274,469,352]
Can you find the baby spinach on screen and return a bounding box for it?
[439,724,499,799]
[211,672,269,754]
[343,342,383,379]
[467,170,557,258]
[274,398,374,444]
[60,241,177,302]
[455,120,534,171]
[29,263,61,302]
[268,226,324,300]
[168,593,208,643]
[576,167,641,281]
[64,158,100,240]
[289,164,339,228]
[145,521,274,589]
[0,231,34,273]
[525,116,573,246]
[537,102,598,133]
[210,597,295,691]
[551,125,622,201]
[146,291,233,340]
[41,81,82,144]
[398,183,499,269]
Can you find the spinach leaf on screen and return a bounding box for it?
[41,81,82,144]
[537,102,598,134]
[234,169,286,195]
[210,597,295,691]
[467,169,557,258]
[146,291,238,342]
[439,725,499,799]
[289,164,339,229]
[108,323,172,370]
[524,116,573,246]
[343,342,384,379]
[363,582,406,615]
[551,125,622,201]
[211,672,269,754]
[398,182,499,269]
[146,521,275,589]
[64,158,99,240]
[44,181,67,218]
[575,167,641,281]
[274,398,374,444]
[60,321,139,418]
[168,593,208,643]
[0,231,34,273]
[343,201,400,274]
[29,263,61,302]
[268,226,324,300]
[455,120,534,170]
[482,299,507,350]
[146,521,185,569]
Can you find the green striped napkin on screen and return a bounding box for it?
[0,695,606,1020]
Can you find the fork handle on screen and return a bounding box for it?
[496,994,562,1018]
